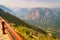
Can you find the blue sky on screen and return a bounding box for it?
[0,0,60,8]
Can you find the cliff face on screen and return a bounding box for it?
[23,8,60,29]
[25,10,39,20]
[22,8,60,38]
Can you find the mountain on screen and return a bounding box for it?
[11,7,60,29]
[24,8,60,29]
[11,7,60,38]
[0,6,59,40]
[11,8,31,19]
[0,5,15,15]
[24,8,60,38]
[0,8,49,35]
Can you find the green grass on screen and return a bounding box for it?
[10,24,58,40]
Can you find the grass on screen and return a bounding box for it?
[10,23,58,40]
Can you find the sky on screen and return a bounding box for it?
[0,0,60,8]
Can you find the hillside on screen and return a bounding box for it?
[24,8,60,38]
[0,8,58,40]
[11,8,60,29]
[12,8,60,38]
[0,8,48,35]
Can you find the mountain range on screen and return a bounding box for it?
[11,7,60,29]
[0,6,59,40]
[11,7,60,38]
[0,5,60,38]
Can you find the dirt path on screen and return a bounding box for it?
[0,23,10,40]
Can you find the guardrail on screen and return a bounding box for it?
[0,17,23,40]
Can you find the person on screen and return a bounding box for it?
[1,22,5,34]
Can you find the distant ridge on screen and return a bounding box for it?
[0,7,58,40]
[0,5,15,15]
[0,8,48,35]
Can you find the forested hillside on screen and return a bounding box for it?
[0,8,47,35]
[0,8,59,40]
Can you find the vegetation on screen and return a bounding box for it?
[0,8,48,35]
[10,24,57,40]
[0,8,59,40]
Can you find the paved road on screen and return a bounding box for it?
[0,23,10,40]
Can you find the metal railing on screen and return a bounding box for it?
[0,17,23,40]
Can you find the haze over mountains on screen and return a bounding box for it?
[1,5,59,40]
[11,7,60,38]
[24,8,60,28]
[0,5,60,29]
[11,7,60,28]
[0,5,15,15]
[0,5,60,38]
